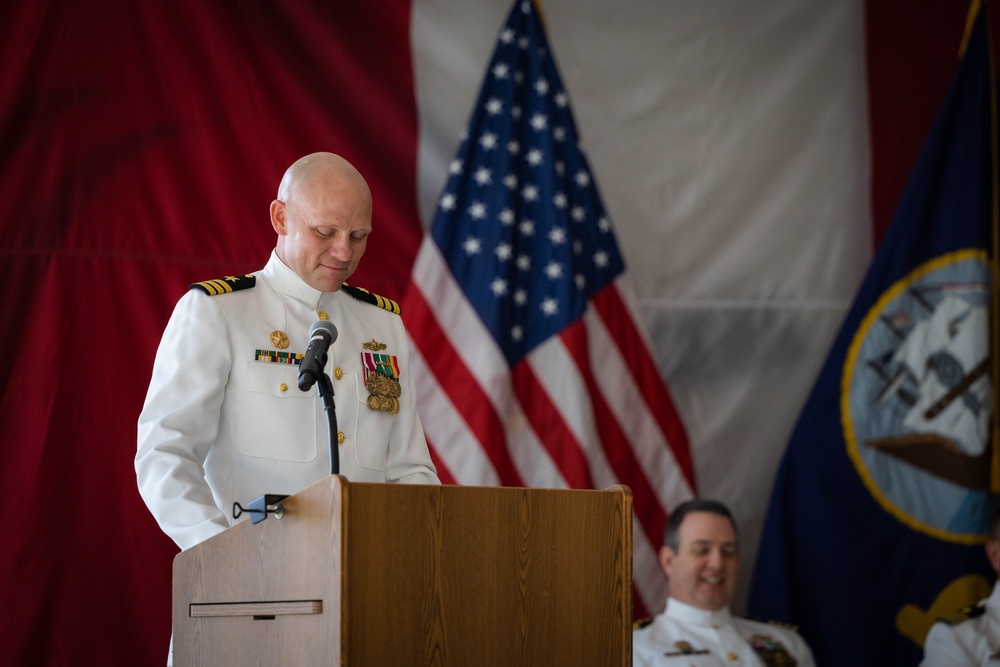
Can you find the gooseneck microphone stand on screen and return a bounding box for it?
[316,371,339,476]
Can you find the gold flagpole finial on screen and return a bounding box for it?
[960,0,983,57]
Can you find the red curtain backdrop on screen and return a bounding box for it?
[0,2,420,664]
[864,2,974,243]
[0,1,984,664]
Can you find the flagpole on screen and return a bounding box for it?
[983,0,1000,494]
[960,0,983,56]
[534,0,546,27]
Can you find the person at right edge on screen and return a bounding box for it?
[633,498,815,666]
[921,505,1000,666]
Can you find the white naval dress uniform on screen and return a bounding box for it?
[633,598,816,667]
[136,250,439,553]
[921,582,1000,666]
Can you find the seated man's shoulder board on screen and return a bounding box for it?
[938,604,986,626]
[632,617,653,630]
[189,273,257,296]
[743,615,800,632]
[341,283,401,315]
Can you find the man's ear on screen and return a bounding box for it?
[986,538,1000,573]
[658,544,675,579]
[270,200,287,235]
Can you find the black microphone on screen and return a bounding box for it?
[298,320,338,391]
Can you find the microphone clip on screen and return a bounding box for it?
[233,494,289,525]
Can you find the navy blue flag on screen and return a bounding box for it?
[748,7,998,666]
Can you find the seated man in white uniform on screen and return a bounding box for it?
[633,499,815,666]
[921,505,1000,666]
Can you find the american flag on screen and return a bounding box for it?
[402,0,695,617]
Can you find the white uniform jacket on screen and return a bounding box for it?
[633,598,816,667]
[921,582,1000,667]
[136,251,439,551]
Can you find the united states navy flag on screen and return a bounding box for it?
[748,6,999,666]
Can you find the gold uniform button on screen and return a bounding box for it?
[334,367,343,380]
[318,311,329,320]
[727,653,737,661]
[279,383,288,392]
[337,432,345,445]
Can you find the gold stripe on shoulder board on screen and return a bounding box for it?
[189,274,256,296]
[342,283,401,314]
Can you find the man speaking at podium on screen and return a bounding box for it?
[136,151,439,556]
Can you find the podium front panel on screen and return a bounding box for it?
[173,476,632,666]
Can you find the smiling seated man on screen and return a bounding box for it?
[633,499,815,666]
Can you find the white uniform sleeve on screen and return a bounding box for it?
[136,290,233,550]
[789,631,817,667]
[920,621,975,667]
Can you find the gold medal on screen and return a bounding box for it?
[269,330,290,349]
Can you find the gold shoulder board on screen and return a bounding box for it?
[341,283,401,315]
[189,274,256,296]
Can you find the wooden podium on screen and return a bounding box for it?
[173,476,633,665]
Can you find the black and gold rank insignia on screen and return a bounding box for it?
[189,273,256,295]
[341,283,401,314]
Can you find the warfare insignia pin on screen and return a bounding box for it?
[363,339,387,351]
[270,330,290,349]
